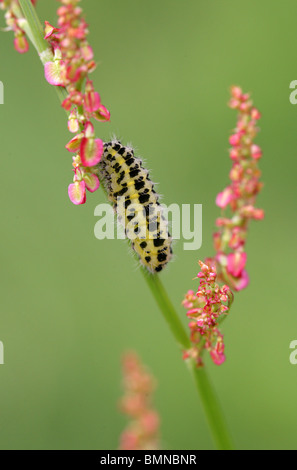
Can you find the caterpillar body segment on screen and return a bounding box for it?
[98,140,173,273]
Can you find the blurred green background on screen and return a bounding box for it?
[0,0,296,450]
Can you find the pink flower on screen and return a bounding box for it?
[229,132,243,146]
[44,21,59,40]
[251,144,262,160]
[140,411,160,436]
[81,45,94,61]
[119,352,160,450]
[93,105,111,122]
[83,173,100,192]
[251,108,261,120]
[182,290,196,309]
[68,110,80,133]
[230,85,243,100]
[68,180,86,205]
[44,60,64,86]
[84,81,101,113]
[252,208,265,220]
[65,133,84,153]
[227,252,247,278]
[233,269,249,291]
[210,349,226,366]
[229,148,240,160]
[80,137,103,167]
[66,63,83,83]
[216,187,233,208]
[14,35,29,54]
[84,90,100,112]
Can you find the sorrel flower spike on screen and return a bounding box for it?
[43,0,110,205]
[183,87,264,367]
[209,86,264,292]
[183,261,233,367]
[119,352,160,451]
[1,0,110,205]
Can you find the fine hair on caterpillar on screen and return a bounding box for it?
[98,140,173,273]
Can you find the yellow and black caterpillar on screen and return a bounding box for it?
[98,140,172,273]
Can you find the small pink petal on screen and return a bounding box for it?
[93,105,111,122]
[216,253,227,267]
[66,64,82,83]
[197,317,206,328]
[233,269,249,291]
[87,61,97,73]
[240,102,251,112]
[65,133,84,152]
[44,21,59,40]
[14,35,29,54]
[229,133,241,146]
[83,173,100,192]
[81,191,87,204]
[140,410,159,435]
[84,91,101,113]
[68,118,79,133]
[84,121,95,138]
[230,86,242,100]
[80,137,103,167]
[68,111,79,133]
[227,252,247,277]
[216,187,233,209]
[229,148,239,160]
[44,61,64,86]
[210,350,226,366]
[81,45,94,61]
[229,98,240,109]
[186,308,199,316]
[251,144,262,160]
[251,108,261,120]
[62,97,72,111]
[253,208,265,220]
[68,180,86,205]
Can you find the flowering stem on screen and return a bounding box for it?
[141,269,190,350]
[190,366,233,449]
[16,0,233,451]
[18,0,68,105]
[18,0,50,58]
[142,269,233,450]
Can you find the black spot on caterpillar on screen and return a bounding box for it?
[98,140,173,273]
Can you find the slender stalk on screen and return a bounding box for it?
[190,365,233,449]
[19,0,68,105]
[142,269,233,450]
[141,269,190,350]
[14,0,233,450]
[18,0,49,56]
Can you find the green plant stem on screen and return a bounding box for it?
[15,0,233,451]
[190,365,233,450]
[18,0,49,56]
[141,269,190,350]
[143,270,233,450]
[18,0,68,105]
